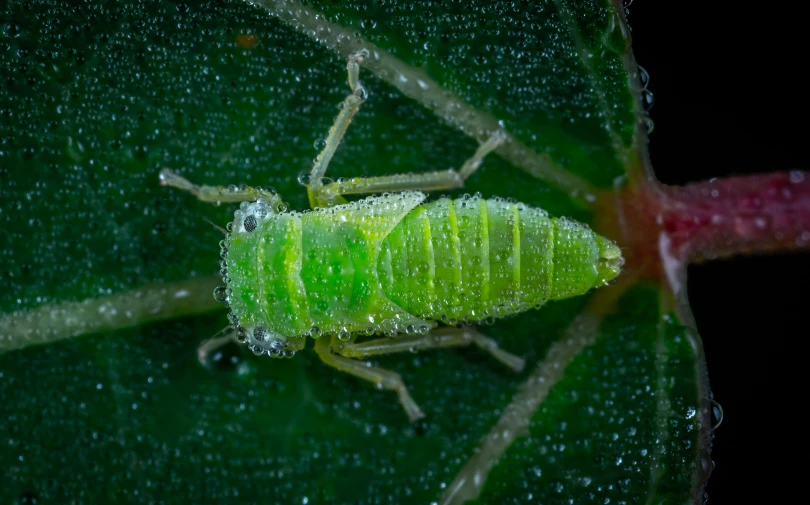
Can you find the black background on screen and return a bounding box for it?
[628,2,806,503]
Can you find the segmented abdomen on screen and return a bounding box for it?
[378,196,602,322]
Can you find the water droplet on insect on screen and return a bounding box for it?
[309,326,322,338]
[313,137,327,151]
[298,171,311,186]
[254,202,269,219]
[638,64,649,89]
[338,328,351,341]
[685,405,696,419]
[213,286,228,302]
[710,399,724,430]
[642,89,654,111]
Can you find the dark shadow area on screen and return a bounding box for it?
[630,2,808,503]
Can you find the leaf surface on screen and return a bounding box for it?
[0,1,710,503]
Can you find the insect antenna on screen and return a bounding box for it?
[196,324,235,366]
[199,213,228,236]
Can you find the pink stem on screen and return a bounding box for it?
[655,171,810,263]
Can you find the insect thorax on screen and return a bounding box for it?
[220,193,431,357]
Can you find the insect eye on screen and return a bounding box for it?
[253,326,268,342]
[244,215,257,232]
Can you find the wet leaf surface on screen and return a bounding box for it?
[0,1,708,503]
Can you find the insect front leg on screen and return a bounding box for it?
[158,168,287,211]
[314,335,425,422]
[312,132,506,204]
[333,326,525,373]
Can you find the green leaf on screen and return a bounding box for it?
[0,1,711,503]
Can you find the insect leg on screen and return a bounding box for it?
[333,326,525,373]
[159,168,286,210]
[306,49,370,208]
[314,335,425,422]
[313,132,506,203]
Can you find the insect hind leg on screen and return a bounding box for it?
[334,326,525,373]
[314,335,425,422]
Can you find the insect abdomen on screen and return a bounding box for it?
[379,196,608,322]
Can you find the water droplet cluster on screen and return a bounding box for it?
[232,198,274,235]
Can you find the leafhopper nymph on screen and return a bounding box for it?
[160,50,623,421]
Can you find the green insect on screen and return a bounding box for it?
[160,49,624,422]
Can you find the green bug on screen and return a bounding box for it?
[161,49,623,422]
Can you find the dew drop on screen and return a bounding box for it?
[685,405,696,419]
[642,89,654,111]
[638,64,649,89]
[710,399,724,430]
[213,286,228,303]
